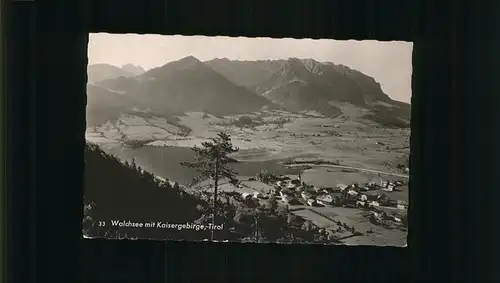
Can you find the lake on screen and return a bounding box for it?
[101,145,300,185]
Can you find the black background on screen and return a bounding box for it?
[5,0,500,282]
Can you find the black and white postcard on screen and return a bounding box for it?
[83,33,412,246]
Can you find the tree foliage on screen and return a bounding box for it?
[181,132,240,186]
[84,139,335,244]
[83,143,205,240]
[180,132,239,240]
[256,169,278,184]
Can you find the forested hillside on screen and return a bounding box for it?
[83,143,334,243]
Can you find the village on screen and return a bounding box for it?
[192,168,408,245]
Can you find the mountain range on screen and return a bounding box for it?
[121,64,145,75]
[86,84,142,126]
[87,56,410,127]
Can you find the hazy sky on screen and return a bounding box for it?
[88,33,413,103]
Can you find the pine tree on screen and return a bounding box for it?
[180,132,239,240]
[268,195,278,214]
[173,181,180,191]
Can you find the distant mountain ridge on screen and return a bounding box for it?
[205,57,410,126]
[209,57,394,105]
[205,58,284,90]
[87,63,137,84]
[121,64,146,75]
[92,56,273,116]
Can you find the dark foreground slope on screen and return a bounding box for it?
[83,143,336,243]
[83,143,206,240]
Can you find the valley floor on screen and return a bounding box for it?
[85,109,410,246]
[190,176,407,246]
[86,109,409,171]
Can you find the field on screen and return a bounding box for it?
[307,206,406,246]
[293,209,336,228]
[182,174,407,246]
[86,109,409,178]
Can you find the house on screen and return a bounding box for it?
[375,214,384,222]
[241,192,253,200]
[270,186,281,195]
[369,201,380,207]
[306,198,316,206]
[283,176,292,181]
[383,185,394,192]
[302,183,314,189]
[322,187,337,194]
[380,212,391,220]
[347,189,359,197]
[343,198,357,208]
[345,183,358,190]
[313,187,323,194]
[381,182,395,191]
[316,194,334,206]
[281,195,291,204]
[280,189,294,201]
[337,184,348,191]
[360,194,368,201]
[366,194,379,201]
[359,186,370,191]
[381,181,388,188]
[253,192,261,199]
[397,204,407,210]
[301,191,313,201]
[356,201,366,208]
[385,199,398,207]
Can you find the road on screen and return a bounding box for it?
[286,163,409,179]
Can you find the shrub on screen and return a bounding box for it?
[234,115,255,127]
[402,214,408,228]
